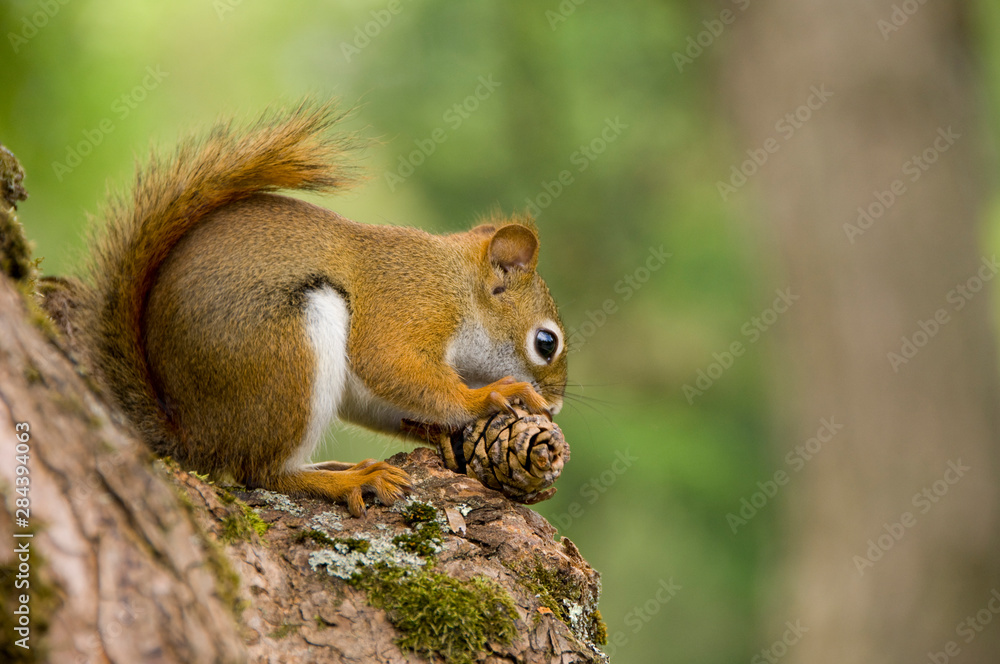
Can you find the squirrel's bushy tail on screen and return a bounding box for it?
[81,100,358,449]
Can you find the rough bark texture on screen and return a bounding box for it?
[174,448,606,664]
[0,263,247,663]
[0,156,607,663]
[726,2,1000,662]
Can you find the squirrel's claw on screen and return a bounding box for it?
[348,460,412,515]
[488,390,517,415]
[472,376,549,419]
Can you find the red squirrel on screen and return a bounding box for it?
[79,102,568,516]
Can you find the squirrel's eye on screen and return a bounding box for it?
[534,329,558,362]
[526,320,563,366]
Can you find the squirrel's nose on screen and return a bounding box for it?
[545,399,562,419]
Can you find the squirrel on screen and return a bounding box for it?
[77,102,568,516]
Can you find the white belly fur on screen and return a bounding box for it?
[287,287,351,471]
[289,287,415,471]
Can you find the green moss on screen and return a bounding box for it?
[220,500,269,543]
[167,476,245,618]
[0,158,35,284]
[0,144,29,206]
[518,558,574,623]
[0,523,58,663]
[18,281,57,341]
[22,364,41,385]
[268,622,299,639]
[392,528,441,556]
[0,147,51,339]
[245,507,270,538]
[158,456,179,472]
[0,562,56,663]
[393,501,442,557]
[350,564,518,664]
[204,533,245,617]
[291,529,335,547]
[334,536,370,553]
[400,501,438,526]
[168,490,247,623]
[292,530,372,553]
[171,480,198,512]
[590,608,608,645]
[514,557,607,646]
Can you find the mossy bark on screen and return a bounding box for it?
[169,448,609,664]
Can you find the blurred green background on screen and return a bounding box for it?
[3,2,1000,663]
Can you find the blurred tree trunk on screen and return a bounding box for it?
[726,2,1000,662]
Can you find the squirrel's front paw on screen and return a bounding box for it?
[472,376,550,418]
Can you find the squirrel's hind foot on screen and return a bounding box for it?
[273,461,412,517]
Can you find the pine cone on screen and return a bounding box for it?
[404,408,570,504]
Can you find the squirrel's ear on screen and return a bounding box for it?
[488,224,538,272]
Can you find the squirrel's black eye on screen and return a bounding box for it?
[534,329,558,362]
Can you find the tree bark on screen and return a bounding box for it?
[0,269,247,663]
[726,2,1000,662]
[4,146,249,664]
[173,447,607,664]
